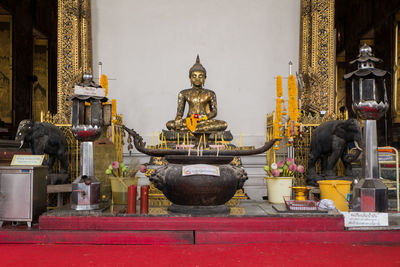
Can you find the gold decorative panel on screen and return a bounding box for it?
[299,0,335,115]
[57,0,93,123]
[33,39,49,122]
[0,15,12,123]
[392,14,400,123]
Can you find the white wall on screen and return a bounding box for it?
[92,0,300,148]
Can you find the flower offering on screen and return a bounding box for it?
[264,158,304,177]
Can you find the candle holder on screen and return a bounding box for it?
[344,44,390,212]
[70,73,112,210]
[291,186,312,201]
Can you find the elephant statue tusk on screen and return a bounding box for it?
[354,140,363,151]
[19,140,24,149]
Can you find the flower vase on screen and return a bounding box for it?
[264,176,294,204]
[109,176,138,204]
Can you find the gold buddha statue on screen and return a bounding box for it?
[166,56,228,132]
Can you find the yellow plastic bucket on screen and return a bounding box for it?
[109,176,138,204]
[265,176,294,204]
[318,180,352,211]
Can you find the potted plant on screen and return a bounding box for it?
[106,160,139,204]
[263,158,304,204]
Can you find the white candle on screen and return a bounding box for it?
[98,61,102,84]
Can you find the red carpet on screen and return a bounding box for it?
[1,243,399,266]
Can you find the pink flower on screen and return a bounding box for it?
[286,157,294,163]
[289,163,297,172]
[111,161,120,169]
[139,164,147,173]
[297,165,305,174]
[277,161,285,168]
[272,169,280,177]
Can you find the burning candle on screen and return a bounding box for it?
[151,131,154,147]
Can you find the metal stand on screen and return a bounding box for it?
[71,141,101,210]
[352,120,388,212]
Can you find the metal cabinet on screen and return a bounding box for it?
[0,166,47,227]
[378,147,399,212]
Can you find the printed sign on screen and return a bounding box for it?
[74,85,105,97]
[11,155,45,166]
[182,164,220,176]
[341,212,388,227]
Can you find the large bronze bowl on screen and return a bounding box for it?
[150,156,247,207]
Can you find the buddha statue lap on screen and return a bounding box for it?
[166,56,229,139]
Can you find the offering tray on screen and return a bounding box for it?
[283,196,320,211]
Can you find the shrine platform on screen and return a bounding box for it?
[1,200,400,245]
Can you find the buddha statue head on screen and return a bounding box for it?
[189,55,207,87]
[189,55,207,78]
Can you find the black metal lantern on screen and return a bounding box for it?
[344,44,390,212]
[69,73,112,211]
[344,44,389,120]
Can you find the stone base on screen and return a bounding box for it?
[168,204,230,215]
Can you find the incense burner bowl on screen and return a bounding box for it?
[150,155,247,213]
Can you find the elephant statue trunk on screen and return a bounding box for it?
[15,120,33,149]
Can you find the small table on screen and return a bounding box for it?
[47,184,72,208]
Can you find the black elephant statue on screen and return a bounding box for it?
[15,120,69,174]
[306,119,363,186]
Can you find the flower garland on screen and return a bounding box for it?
[273,76,285,150]
[287,74,299,141]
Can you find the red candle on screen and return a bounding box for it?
[140,185,149,214]
[127,185,137,214]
